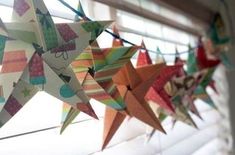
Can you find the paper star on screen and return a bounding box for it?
[60,44,139,133]
[136,41,183,113]
[162,73,205,128]
[59,6,140,133]
[146,64,183,112]
[164,69,208,127]
[196,39,220,70]
[187,45,218,108]
[0,0,111,127]
[102,61,166,149]
[140,45,210,139]
[100,27,166,149]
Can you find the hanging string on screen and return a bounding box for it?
[58,0,197,56]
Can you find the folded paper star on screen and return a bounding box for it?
[145,64,183,113]
[100,29,168,149]
[59,6,140,133]
[0,0,111,127]
[136,42,198,141]
[197,39,220,70]
[102,61,167,149]
[165,69,209,127]
[60,43,139,133]
[187,45,218,108]
[136,40,182,113]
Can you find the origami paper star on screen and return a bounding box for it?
[199,12,232,70]
[0,0,111,127]
[102,61,166,149]
[136,42,198,141]
[60,43,139,133]
[165,69,209,127]
[187,44,218,108]
[145,64,183,113]
[197,39,220,70]
[59,4,140,133]
[136,40,182,113]
[100,28,169,149]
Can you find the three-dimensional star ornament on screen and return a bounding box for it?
[58,4,140,133]
[0,0,111,127]
[60,42,140,133]
[100,27,168,149]
[136,40,182,113]
[196,39,220,70]
[161,74,203,127]
[187,45,218,108]
[172,46,202,120]
[102,61,168,149]
[135,41,196,141]
[163,69,209,127]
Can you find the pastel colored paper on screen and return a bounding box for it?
[0,0,110,127]
[59,9,140,133]
[60,45,139,133]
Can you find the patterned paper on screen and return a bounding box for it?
[13,0,30,17]
[1,50,27,73]
[60,45,139,133]
[0,0,110,128]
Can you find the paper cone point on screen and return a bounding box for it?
[60,107,81,134]
[146,88,175,113]
[102,107,126,150]
[77,102,98,119]
[125,91,166,134]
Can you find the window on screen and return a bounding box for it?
[0,0,232,155]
